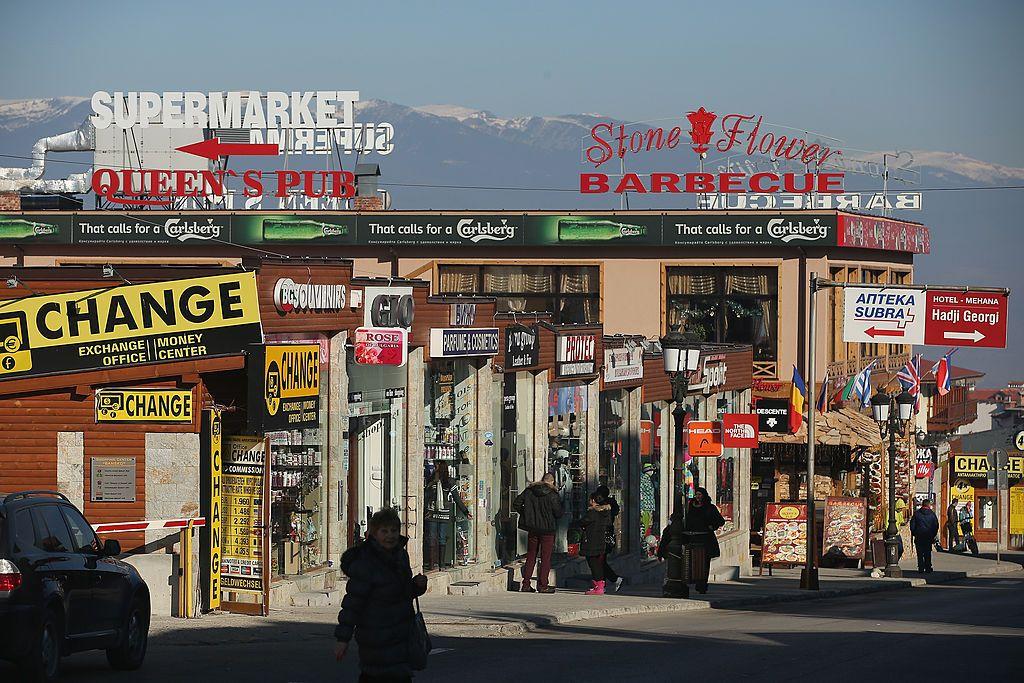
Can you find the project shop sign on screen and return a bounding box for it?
[580,106,846,196]
[89,90,394,209]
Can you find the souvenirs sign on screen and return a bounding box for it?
[761,502,808,565]
[822,496,868,560]
[95,388,194,424]
[248,343,321,432]
[0,272,262,381]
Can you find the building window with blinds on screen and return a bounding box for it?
[665,267,778,361]
[437,265,600,324]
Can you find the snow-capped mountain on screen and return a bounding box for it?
[0,96,1021,383]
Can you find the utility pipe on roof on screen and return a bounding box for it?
[0,117,95,193]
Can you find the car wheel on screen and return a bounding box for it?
[18,609,61,682]
[105,598,148,671]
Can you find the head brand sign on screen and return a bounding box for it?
[687,420,723,457]
[0,272,261,381]
[722,414,758,448]
[248,343,320,432]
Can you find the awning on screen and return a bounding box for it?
[759,408,883,448]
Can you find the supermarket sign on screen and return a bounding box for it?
[89,90,394,208]
[581,106,846,195]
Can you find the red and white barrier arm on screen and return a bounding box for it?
[92,517,206,534]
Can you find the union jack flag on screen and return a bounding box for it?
[897,354,921,412]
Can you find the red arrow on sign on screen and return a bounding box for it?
[176,137,279,160]
[865,326,905,338]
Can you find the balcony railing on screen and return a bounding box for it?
[826,353,910,384]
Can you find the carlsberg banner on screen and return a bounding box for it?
[0,272,262,380]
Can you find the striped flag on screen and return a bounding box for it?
[853,360,877,408]
[816,369,830,413]
[931,349,957,396]
[897,354,922,412]
[790,366,807,434]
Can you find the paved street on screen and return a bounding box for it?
[7,565,1021,682]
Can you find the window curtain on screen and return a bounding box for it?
[484,267,553,294]
[668,272,716,295]
[439,267,479,294]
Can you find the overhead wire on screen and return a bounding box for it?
[0,152,1022,195]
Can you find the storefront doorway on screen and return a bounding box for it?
[348,413,393,543]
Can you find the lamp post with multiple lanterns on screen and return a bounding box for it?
[870,388,917,578]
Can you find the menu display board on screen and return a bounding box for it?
[761,502,807,565]
[220,436,266,596]
[822,496,868,560]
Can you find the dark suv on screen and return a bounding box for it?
[0,491,150,681]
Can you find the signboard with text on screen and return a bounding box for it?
[822,496,868,560]
[95,388,194,424]
[429,328,500,358]
[756,399,790,434]
[723,413,758,448]
[0,272,262,381]
[505,324,540,369]
[247,344,321,432]
[354,327,407,366]
[220,436,266,596]
[90,457,136,503]
[843,287,1008,349]
[556,334,597,378]
[761,503,808,565]
[687,420,723,457]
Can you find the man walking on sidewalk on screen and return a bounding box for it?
[513,473,563,593]
[910,499,940,573]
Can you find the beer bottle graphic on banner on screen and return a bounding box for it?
[557,219,645,241]
[0,218,58,240]
[261,218,349,241]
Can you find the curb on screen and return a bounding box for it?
[430,561,1020,635]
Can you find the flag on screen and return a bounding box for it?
[897,354,922,412]
[853,360,876,408]
[789,366,807,433]
[816,369,830,413]
[931,349,957,396]
[836,374,857,404]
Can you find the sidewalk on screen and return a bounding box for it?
[148,551,1020,642]
[410,550,1021,635]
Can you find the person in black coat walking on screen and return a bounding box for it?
[910,499,940,572]
[513,473,563,593]
[594,485,623,592]
[578,493,612,595]
[658,487,725,594]
[335,508,428,682]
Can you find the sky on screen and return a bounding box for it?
[2,0,1023,167]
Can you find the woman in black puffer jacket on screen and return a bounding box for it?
[335,508,428,682]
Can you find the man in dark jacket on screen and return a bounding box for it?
[513,473,563,593]
[910,499,940,573]
[335,508,428,681]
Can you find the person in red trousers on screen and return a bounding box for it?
[513,473,563,593]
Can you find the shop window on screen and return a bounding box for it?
[438,264,600,324]
[599,389,627,549]
[716,455,736,535]
[548,384,590,553]
[639,402,665,558]
[423,360,477,570]
[666,267,777,361]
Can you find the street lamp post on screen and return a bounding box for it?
[660,324,700,599]
[870,388,916,578]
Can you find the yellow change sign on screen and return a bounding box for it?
[96,388,193,423]
[951,454,989,477]
[248,343,321,431]
[949,479,975,503]
[0,272,262,380]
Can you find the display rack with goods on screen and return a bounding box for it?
[268,429,324,576]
